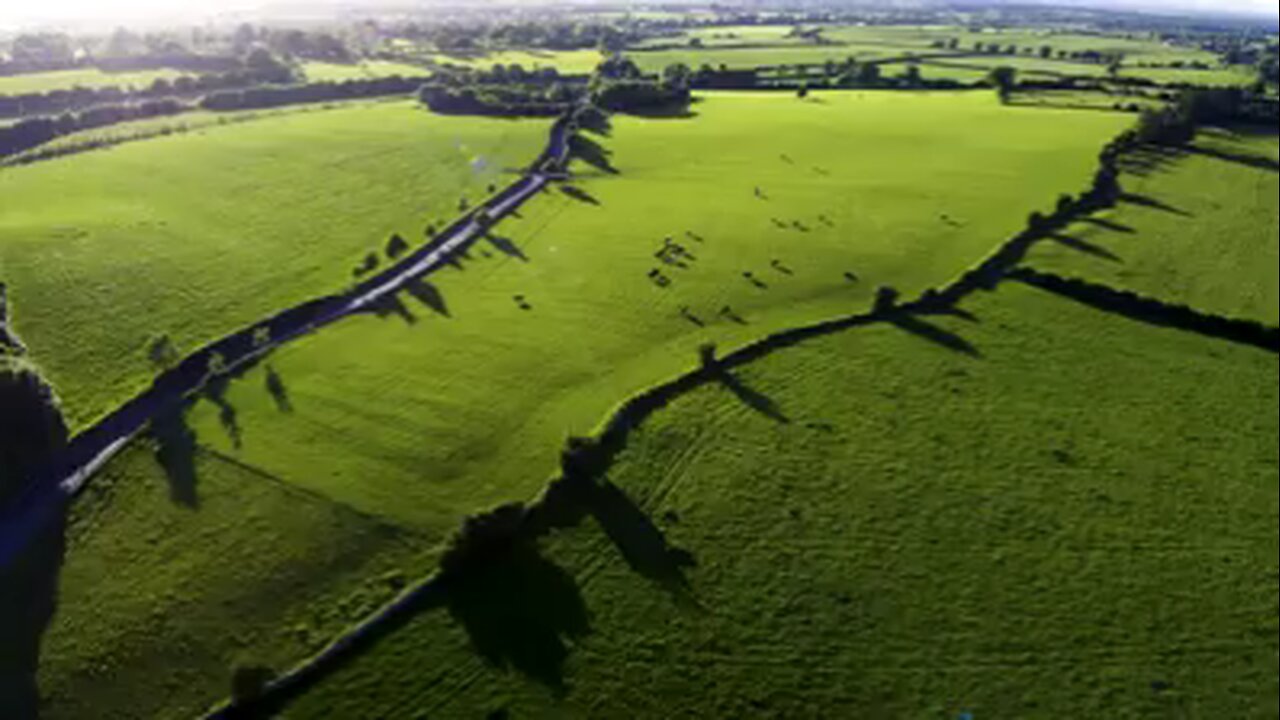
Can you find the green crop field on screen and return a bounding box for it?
[0,67,189,96]
[1027,130,1279,325]
[33,90,1134,717]
[280,280,1279,719]
[300,60,430,82]
[0,100,548,430]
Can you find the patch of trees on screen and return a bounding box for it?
[417,83,570,117]
[392,19,638,54]
[0,53,295,120]
[592,79,691,113]
[202,75,426,111]
[0,98,185,159]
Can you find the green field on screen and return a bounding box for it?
[1027,130,1279,325]
[32,90,1134,716]
[300,60,430,82]
[425,49,603,74]
[629,44,907,73]
[0,67,188,96]
[179,91,1128,530]
[38,443,428,719]
[0,100,548,430]
[281,279,1279,719]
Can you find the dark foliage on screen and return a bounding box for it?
[439,504,530,579]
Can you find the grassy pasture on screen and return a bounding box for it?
[1027,130,1279,325]
[628,44,906,73]
[0,67,187,96]
[0,100,548,430]
[37,443,427,720]
[282,280,1279,719]
[299,60,429,82]
[425,49,603,74]
[179,92,1126,538]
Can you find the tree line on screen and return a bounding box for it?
[0,49,295,119]
[2,73,432,160]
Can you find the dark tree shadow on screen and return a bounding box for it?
[623,104,699,119]
[485,234,529,263]
[888,314,982,358]
[371,293,418,325]
[568,135,619,175]
[587,481,698,605]
[1119,192,1192,217]
[1185,143,1279,173]
[1051,233,1123,263]
[265,365,293,413]
[0,505,65,720]
[148,402,200,508]
[404,278,451,317]
[559,185,601,206]
[719,306,748,325]
[446,543,590,695]
[1079,216,1136,234]
[711,368,789,423]
[205,376,242,450]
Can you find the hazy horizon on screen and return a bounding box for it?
[1,0,1277,31]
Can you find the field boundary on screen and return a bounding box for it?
[0,111,574,570]
[205,116,1174,717]
[1010,267,1280,352]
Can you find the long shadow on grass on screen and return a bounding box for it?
[446,543,590,696]
[206,376,243,450]
[1051,233,1123,263]
[887,313,982,358]
[1078,216,1136,234]
[148,402,200,508]
[265,365,293,414]
[1118,192,1192,217]
[560,185,601,207]
[369,292,419,325]
[588,481,698,607]
[710,369,790,424]
[404,278,450,317]
[1185,143,1280,173]
[484,233,529,263]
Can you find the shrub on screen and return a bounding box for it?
[386,234,409,259]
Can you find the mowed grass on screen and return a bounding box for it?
[0,100,548,429]
[182,92,1127,536]
[1027,130,1279,324]
[300,60,429,82]
[39,442,428,720]
[282,280,1279,719]
[0,67,188,96]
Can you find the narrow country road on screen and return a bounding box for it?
[0,113,574,569]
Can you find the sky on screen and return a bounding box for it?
[2,0,1276,29]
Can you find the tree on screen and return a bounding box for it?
[856,62,881,86]
[988,66,1017,103]
[661,63,692,90]
[1039,45,1053,59]
[796,83,809,99]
